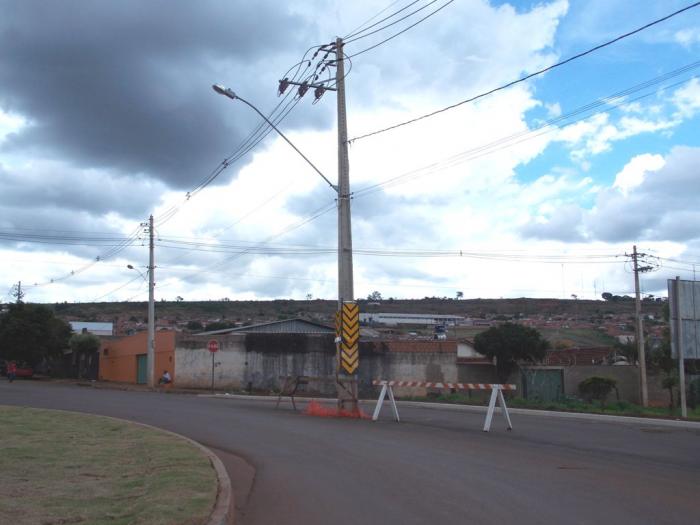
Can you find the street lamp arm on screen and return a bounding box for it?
[212,84,337,192]
[127,264,148,282]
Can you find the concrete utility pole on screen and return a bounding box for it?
[214,38,358,412]
[632,245,649,407]
[147,215,156,388]
[336,37,353,305]
[334,37,358,412]
[673,277,688,418]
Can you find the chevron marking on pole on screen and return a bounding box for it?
[339,301,359,375]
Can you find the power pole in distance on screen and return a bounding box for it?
[630,245,654,407]
[147,215,156,388]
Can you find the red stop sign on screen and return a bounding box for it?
[207,339,219,353]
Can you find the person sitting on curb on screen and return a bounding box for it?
[158,370,172,385]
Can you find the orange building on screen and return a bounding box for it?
[100,331,176,385]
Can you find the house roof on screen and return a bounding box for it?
[197,318,335,336]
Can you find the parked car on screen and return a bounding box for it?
[1,360,34,378]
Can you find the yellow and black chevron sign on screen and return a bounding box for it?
[338,301,359,374]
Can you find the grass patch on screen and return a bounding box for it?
[400,393,700,421]
[0,406,217,525]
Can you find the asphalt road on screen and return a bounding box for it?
[2,381,699,525]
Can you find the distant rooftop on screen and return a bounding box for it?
[197,318,335,336]
[70,321,113,335]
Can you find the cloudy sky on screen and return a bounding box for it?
[1,0,700,304]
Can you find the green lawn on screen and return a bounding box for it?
[0,406,217,525]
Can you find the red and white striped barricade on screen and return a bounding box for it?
[371,380,517,432]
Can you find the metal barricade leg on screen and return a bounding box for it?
[497,388,513,430]
[372,384,388,421]
[483,388,499,432]
[387,385,400,422]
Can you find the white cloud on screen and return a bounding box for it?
[674,28,700,48]
[672,78,700,119]
[612,153,665,195]
[0,109,27,142]
[522,146,700,244]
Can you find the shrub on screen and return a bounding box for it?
[578,376,617,406]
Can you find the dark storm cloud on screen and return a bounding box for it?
[0,162,165,217]
[0,0,331,190]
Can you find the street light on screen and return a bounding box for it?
[127,264,147,282]
[212,85,336,190]
[213,83,357,410]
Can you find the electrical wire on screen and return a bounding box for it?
[344,0,418,39]
[348,1,700,143]
[350,65,700,198]
[91,274,145,302]
[155,200,337,291]
[347,0,455,59]
[345,0,441,43]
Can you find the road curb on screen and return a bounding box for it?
[204,392,700,429]
[111,418,233,525]
[5,406,234,525]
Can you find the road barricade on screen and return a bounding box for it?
[372,380,516,432]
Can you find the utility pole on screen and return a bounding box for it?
[673,277,688,418]
[334,37,358,412]
[147,215,156,388]
[631,245,653,407]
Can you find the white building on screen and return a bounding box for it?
[70,321,114,336]
[359,313,465,326]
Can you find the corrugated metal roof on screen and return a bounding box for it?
[197,318,335,336]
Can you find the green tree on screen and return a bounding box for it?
[0,304,72,366]
[186,320,204,331]
[474,322,549,382]
[69,332,102,379]
[367,291,383,301]
[578,376,618,407]
[69,332,101,355]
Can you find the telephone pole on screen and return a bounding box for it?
[147,215,155,388]
[631,245,653,407]
[269,38,358,411]
[334,37,358,412]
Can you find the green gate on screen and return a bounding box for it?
[522,369,563,402]
[136,354,147,384]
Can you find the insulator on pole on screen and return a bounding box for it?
[278,78,290,96]
[314,86,326,102]
[297,82,309,98]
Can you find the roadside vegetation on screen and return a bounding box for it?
[0,406,217,525]
[400,391,700,421]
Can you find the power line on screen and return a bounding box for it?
[348,1,700,143]
[345,0,441,43]
[344,0,417,39]
[347,0,455,59]
[350,64,699,197]
[91,274,144,302]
